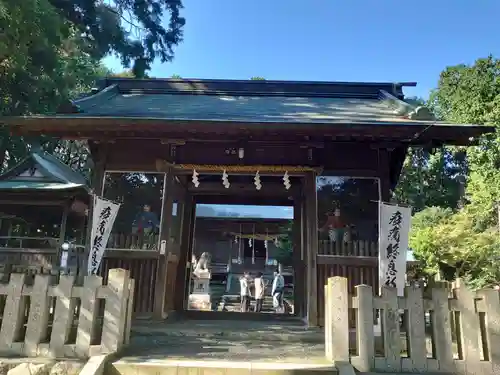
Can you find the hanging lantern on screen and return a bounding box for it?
[192,169,200,187]
[283,171,291,190]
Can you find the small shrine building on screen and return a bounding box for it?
[0,147,90,276]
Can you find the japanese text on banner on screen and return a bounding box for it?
[378,202,411,296]
[88,196,120,275]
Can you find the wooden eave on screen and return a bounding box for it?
[3,116,493,146]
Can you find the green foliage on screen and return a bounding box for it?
[395,147,467,212]
[250,77,266,80]
[0,0,110,173]
[0,0,185,174]
[48,0,185,77]
[275,221,293,266]
[408,56,500,289]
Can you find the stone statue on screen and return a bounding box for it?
[193,252,211,278]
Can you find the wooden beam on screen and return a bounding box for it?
[188,182,299,196]
[0,200,66,206]
[194,195,294,206]
[103,250,159,259]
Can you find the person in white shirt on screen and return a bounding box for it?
[239,271,251,312]
[253,272,265,313]
[271,271,285,313]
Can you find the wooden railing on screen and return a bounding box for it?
[107,232,160,251]
[318,240,377,257]
[0,236,59,249]
[325,277,500,374]
[0,268,134,359]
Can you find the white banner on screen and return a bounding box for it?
[378,202,411,296]
[88,195,120,275]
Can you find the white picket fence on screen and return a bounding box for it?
[0,268,134,358]
[325,276,500,374]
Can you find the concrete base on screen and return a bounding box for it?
[187,293,212,311]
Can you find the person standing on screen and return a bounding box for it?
[319,208,345,243]
[239,271,251,312]
[253,272,265,313]
[132,204,160,249]
[271,270,285,313]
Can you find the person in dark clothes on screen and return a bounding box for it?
[132,204,160,249]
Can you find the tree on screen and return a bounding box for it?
[275,221,293,266]
[250,77,265,80]
[0,0,110,172]
[394,147,467,212]
[0,0,186,172]
[394,97,468,212]
[48,0,185,77]
[409,56,500,288]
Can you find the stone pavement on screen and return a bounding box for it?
[118,319,330,365]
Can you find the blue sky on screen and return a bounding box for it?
[106,1,499,220]
[104,0,500,99]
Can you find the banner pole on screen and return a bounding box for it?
[82,193,96,277]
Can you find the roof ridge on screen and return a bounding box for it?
[96,78,414,100]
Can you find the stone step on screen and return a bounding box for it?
[123,319,330,373]
[131,319,324,344]
[110,360,337,375]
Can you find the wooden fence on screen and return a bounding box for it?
[0,268,134,359]
[325,276,500,374]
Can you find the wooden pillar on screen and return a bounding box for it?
[292,195,304,317]
[304,171,319,326]
[174,194,194,311]
[153,168,175,319]
[378,148,392,202]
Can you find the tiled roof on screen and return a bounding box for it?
[71,90,425,123]
[0,149,89,192]
[64,78,435,124]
